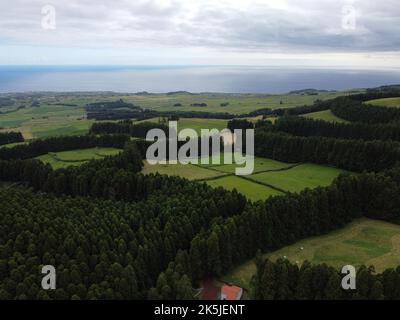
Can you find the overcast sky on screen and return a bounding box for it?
[0,0,399,68]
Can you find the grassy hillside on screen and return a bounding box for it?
[0,103,90,139]
[366,97,400,108]
[222,218,400,290]
[302,110,349,123]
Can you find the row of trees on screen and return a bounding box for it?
[254,130,400,172]
[0,132,24,146]
[330,96,400,124]
[0,134,129,160]
[253,258,400,300]
[273,116,400,142]
[227,119,254,131]
[148,167,400,299]
[90,121,170,138]
[0,185,231,299]
[0,139,248,299]
[272,99,332,117]
[3,154,399,299]
[85,99,140,112]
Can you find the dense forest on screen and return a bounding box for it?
[323,88,400,124]
[1,132,400,299]
[0,134,129,160]
[273,116,400,142]
[253,258,400,300]
[2,144,400,299]
[0,132,24,146]
[2,88,400,300]
[254,130,400,172]
[86,100,159,121]
[90,121,170,138]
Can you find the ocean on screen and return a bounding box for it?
[1,65,400,93]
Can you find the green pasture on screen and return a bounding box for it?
[222,218,400,290]
[36,147,121,169]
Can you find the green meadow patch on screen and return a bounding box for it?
[302,109,349,123]
[249,163,349,193]
[142,161,228,181]
[366,97,400,108]
[205,175,283,201]
[222,218,400,291]
[141,153,348,201]
[36,147,121,169]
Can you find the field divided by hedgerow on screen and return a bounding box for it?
[141,154,348,201]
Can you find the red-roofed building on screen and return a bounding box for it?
[220,284,243,300]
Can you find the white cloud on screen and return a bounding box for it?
[0,0,399,66]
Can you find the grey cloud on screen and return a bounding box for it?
[0,0,399,52]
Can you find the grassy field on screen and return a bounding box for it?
[206,175,283,200]
[142,161,228,180]
[0,103,90,139]
[302,110,349,123]
[0,91,350,140]
[207,156,296,174]
[137,117,228,137]
[178,118,228,136]
[36,147,121,169]
[141,154,347,201]
[249,164,349,193]
[77,92,346,114]
[366,97,400,108]
[222,218,400,290]
[0,141,28,149]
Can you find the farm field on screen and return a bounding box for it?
[137,117,228,137]
[0,91,350,140]
[302,110,349,123]
[141,154,347,201]
[366,97,400,108]
[207,156,296,174]
[0,141,28,149]
[0,103,90,139]
[206,175,283,200]
[178,118,228,136]
[222,218,400,291]
[81,91,346,114]
[142,161,228,181]
[35,147,121,169]
[249,163,349,193]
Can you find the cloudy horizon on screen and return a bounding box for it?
[0,0,399,68]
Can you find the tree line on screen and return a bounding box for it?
[253,258,400,300]
[148,167,400,299]
[2,90,400,300]
[0,132,24,146]
[330,97,400,124]
[2,141,400,299]
[0,141,248,299]
[273,116,400,142]
[0,134,129,160]
[0,183,243,299]
[254,130,400,172]
[90,120,170,138]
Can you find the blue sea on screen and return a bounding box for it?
[1,65,400,93]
